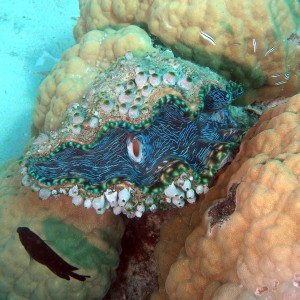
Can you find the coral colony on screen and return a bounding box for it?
[21,50,255,218]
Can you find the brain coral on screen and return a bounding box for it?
[33,25,155,132]
[0,160,124,299]
[152,94,300,299]
[74,0,300,103]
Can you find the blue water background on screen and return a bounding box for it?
[0,1,78,164]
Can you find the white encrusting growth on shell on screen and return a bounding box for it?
[31,183,40,192]
[88,116,99,128]
[128,106,140,118]
[68,185,79,197]
[148,73,161,86]
[141,84,152,97]
[104,189,118,206]
[71,125,81,135]
[182,179,192,191]
[72,195,83,206]
[84,198,92,208]
[164,182,180,198]
[39,188,52,200]
[118,89,136,103]
[135,71,148,88]
[178,75,193,90]
[117,188,131,206]
[119,103,129,115]
[21,175,32,187]
[163,72,176,85]
[100,100,114,112]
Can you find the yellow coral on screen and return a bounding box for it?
[153,95,300,299]
[33,25,155,132]
[74,0,300,103]
[0,160,125,299]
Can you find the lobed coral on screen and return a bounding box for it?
[33,25,155,132]
[0,160,124,299]
[152,94,300,299]
[74,0,300,104]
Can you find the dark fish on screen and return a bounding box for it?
[17,227,90,281]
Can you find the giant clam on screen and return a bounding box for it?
[21,50,256,218]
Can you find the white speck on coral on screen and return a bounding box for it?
[187,197,196,204]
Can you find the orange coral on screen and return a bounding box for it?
[0,160,125,299]
[74,0,300,103]
[153,94,300,299]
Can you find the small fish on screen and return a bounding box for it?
[199,31,216,46]
[271,73,281,78]
[17,227,90,281]
[252,38,257,53]
[265,46,276,56]
[284,72,290,81]
[274,80,286,86]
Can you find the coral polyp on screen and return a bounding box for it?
[21,50,255,217]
